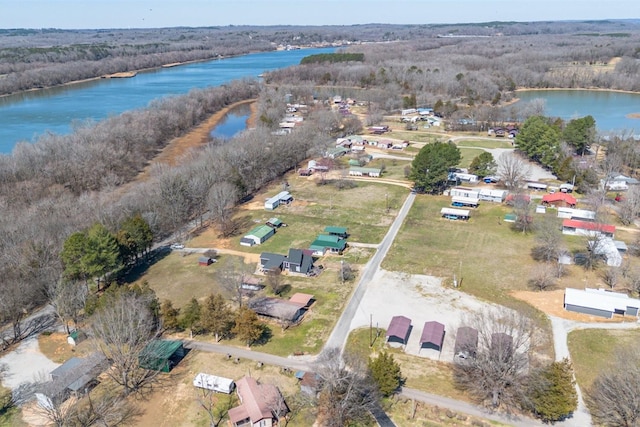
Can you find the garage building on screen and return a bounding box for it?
[386,315,412,346]
[419,321,445,352]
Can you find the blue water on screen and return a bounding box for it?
[0,47,334,153]
[210,104,251,139]
[517,89,640,134]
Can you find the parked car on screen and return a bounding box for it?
[170,243,185,250]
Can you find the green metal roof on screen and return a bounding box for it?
[267,218,282,226]
[140,340,183,359]
[311,235,346,250]
[325,226,348,235]
[349,166,382,174]
[246,224,274,239]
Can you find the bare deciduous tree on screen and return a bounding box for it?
[47,280,88,334]
[207,182,239,237]
[314,348,380,427]
[194,386,237,427]
[531,216,563,262]
[587,344,640,427]
[453,310,536,413]
[90,292,162,396]
[497,152,531,193]
[215,257,251,309]
[528,264,557,291]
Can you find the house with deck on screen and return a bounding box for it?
[309,234,347,256]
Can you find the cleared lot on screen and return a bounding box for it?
[349,269,498,361]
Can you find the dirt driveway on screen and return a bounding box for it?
[0,335,60,389]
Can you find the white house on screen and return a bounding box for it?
[453,173,479,183]
[562,219,615,238]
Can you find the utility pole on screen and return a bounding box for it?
[369,314,373,347]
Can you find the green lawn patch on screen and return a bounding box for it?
[568,328,640,390]
[457,147,485,168]
[456,139,512,149]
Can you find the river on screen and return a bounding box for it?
[517,89,640,135]
[0,47,334,153]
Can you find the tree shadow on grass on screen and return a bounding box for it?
[119,247,172,285]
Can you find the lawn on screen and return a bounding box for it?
[567,328,640,390]
[457,147,485,169]
[382,195,546,316]
[367,158,412,180]
[456,139,512,149]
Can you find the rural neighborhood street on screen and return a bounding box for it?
[324,191,416,351]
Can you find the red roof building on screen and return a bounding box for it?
[562,219,615,238]
[419,321,445,351]
[542,192,577,207]
[228,377,288,427]
[386,315,412,345]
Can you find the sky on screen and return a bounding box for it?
[1,0,638,29]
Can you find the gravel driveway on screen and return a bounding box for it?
[348,269,497,361]
[0,335,59,389]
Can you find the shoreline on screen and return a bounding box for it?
[515,87,640,96]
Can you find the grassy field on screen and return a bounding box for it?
[567,328,640,390]
[368,158,412,180]
[382,195,548,316]
[458,147,485,169]
[456,139,512,149]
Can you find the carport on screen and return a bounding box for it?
[419,321,445,352]
[454,326,478,359]
[385,316,412,346]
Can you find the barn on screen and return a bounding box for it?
[419,321,445,352]
[386,315,412,346]
[564,287,640,319]
[454,326,478,359]
[241,225,276,246]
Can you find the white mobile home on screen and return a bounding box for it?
[527,182,548,191]
[264,191,293,210]
[478,189,507,203]
[453,173,479,183]
[441,207,470,220]
[193,373,235,394]
[449,187,480,200]
[451,196,479,208]
[556,207,596,221]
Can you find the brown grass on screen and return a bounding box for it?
[38,332,94,363]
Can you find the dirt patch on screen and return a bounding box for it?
[38,332,93,363]
[626,113,640,119]
[511,289,637,323]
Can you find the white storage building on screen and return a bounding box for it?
[564,288,640,319]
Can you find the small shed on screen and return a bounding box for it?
[454,326,478,359]
[241,275,264,291]
[198,256,214,266]
[193,373,235,394]
[324,226,348,238]
[386,315,412,346]
[139,340,185,373]
[419,321,445,351]
[296,371,320,397]
[266,218,283,228]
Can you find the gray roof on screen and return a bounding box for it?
[46,353,108,399]
[287,248,313,273]
[249,297,304,322]
[454,326,478,355]
[260,253,286,271]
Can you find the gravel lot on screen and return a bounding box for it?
[348,269,497,361]
[0,335,60,389]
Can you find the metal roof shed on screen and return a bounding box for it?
[454,326,478,359]
[139,340,185,373]
[419,321,445,351]
[386,315,412,345]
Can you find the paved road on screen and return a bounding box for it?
[400,388,544,427]
[550,315,640,427]
[324,192,416,351]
